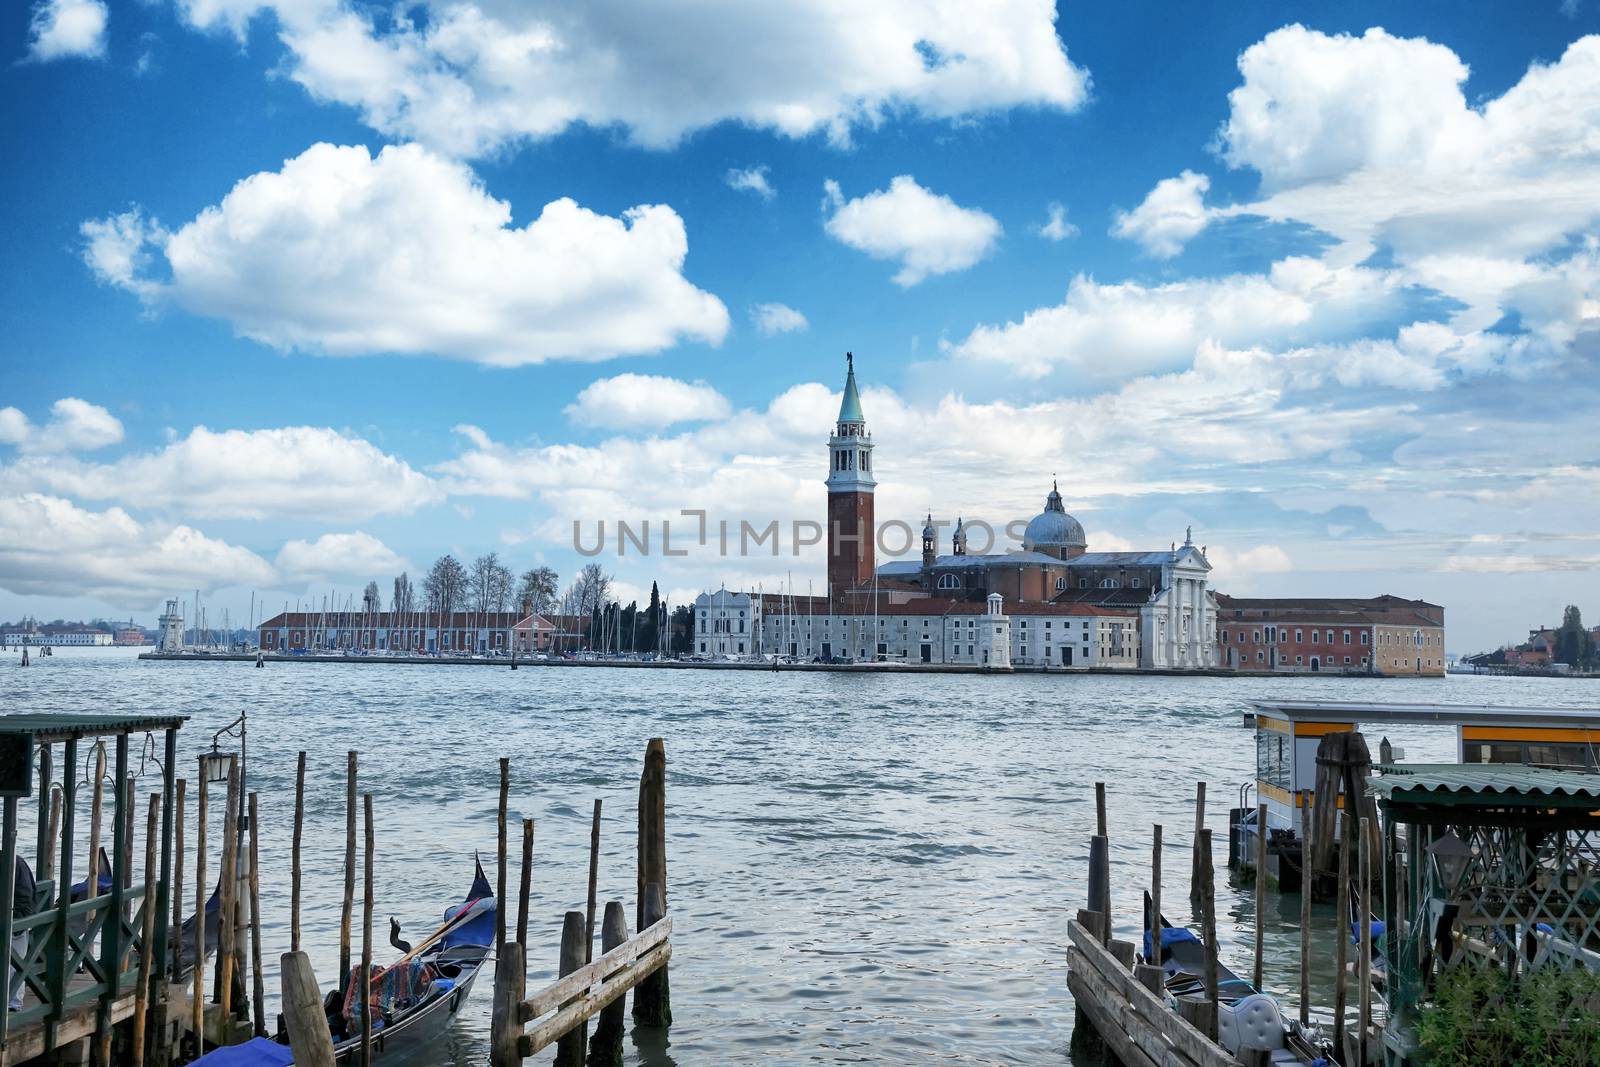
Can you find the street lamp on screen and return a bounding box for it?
[202,709,249,830]
[1427,830,1473,897]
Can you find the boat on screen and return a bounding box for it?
[1142,892,1333,1064]
[195,857,494,1066]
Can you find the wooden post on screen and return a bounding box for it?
[489,942,526,1067]
[248,793,266,1036]
[280,951,337,1067]
[192,760,208,1054]
[133,793,161,1065]
[361,794,374,1067]
[589,901,629,1066]
[168,777,185,1066]
[633,883,671,1027]
[1358,816,1373,1067]
[585,800,602,963]
[1087,835,1110,945]
[1253,802,1267,991]
[1299,801,1311,1027]
[1198,828,1219,1043]
[1334,814,1350,1054]
[217,759,240,1020]
[44,786,61,882]
[1148,824,1162,970]
[517,819,534,947]
[1190,781,1206,902]
[553,911,587,1067]
[497,758,509,954]
[291,752,305,952]
[87,742,104,924]
[1094,781,1107,837]
[339,751,356,996]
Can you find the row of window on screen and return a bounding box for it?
[831,449,872,472]
[1226,628,1369,645]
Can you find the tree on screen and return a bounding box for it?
[469,552,514,613]
[423,555,467,615]
[362,581,382,614]
[1554,605,1590,666]
[516,566,559,617]
[644,581,662,653]
[572,563,612,618]
[669,604,693,654]
[392,572,415,617]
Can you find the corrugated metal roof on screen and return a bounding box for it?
[1251,700,1600,729]
[1369,763,1600,807]
[0,712,190,741]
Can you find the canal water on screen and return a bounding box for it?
[2,650,1590,1064]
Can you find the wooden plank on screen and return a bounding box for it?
[1066,969,1165,1067]
[1068,920,1236,1067]
[518,941,671,1058]
[517,917,672,1024]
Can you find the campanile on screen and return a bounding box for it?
[826,353,876,599]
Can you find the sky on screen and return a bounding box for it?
[3,0,1600,653]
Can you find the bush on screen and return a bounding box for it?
[1416,965,1600,1065]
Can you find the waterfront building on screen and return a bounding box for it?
[1,627,112,646]
[257,610,554,654]
[692,354,1213,668]
[1215,594,1446,676]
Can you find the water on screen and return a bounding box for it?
[2,649,1593,1064]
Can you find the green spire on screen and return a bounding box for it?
[838,351,865,425]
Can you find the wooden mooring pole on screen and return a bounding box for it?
[339,751,357,996]
[517,818,534,948]
[361,793,375,1067]
[192,759,208,1054]
[589,901,630,1067]
[497,758,510,954]
[280,951,336,1067]
[633,739,670,1028]
[1198,828,1219,1043]
[217,759,240,1021]
[1299,801,1311,1027]
[169,778,185,1065]
[552,911,587,1066]
[1357,815,1374,1067]
[132,793,161,1064]
[489,941,525,1067]
[1190,781,1206,902]
[1253,802,1267,991]
[1334,813,1351,1054]
[291,752,305,952]
[585,799,602,964]
[1139,824,1163,996]
[248,792,266,1036]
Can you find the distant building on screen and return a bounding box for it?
[2,627,112,646]
[158,599,185,653]
[257,611,551,654]
[114,626,150,646]
[1215,594,1446,676]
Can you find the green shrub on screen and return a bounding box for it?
[1416,965,1600,1066]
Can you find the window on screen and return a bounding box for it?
[1296,655,1303,664]
[1055,576,1066,591]
[937,574,961,590]
[1256,651,1264,662]
[1099,578,1120,588]
[1131,577,1141,588]
[1253,630,1261,643]
[1344,656,1351,665]
[1296,629,1303,642]
[1361,631,1369,645]
[1079,578,1090,588]
[1343,630,1352,645]
[1311,630,1319,644]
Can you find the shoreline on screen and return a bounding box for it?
[132,651,1403,678]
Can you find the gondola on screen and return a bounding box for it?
[193,856,495,1066]
[1141,892,1333,1065]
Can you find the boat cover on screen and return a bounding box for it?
[190,1037,294,1067]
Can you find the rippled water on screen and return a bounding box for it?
[2,649,1592,1064]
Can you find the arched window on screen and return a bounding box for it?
[1099,578,1120,589]
[937,574,961,590]
[1054,576,1066,591]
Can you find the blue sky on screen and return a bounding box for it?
[3,0,1600,651]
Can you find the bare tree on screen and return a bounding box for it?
[392,572,415,616]
[423,555,467,614]
[362,581,382,614]
[516,566,559,617]
[469,552,514,613]
[572,562,612,617]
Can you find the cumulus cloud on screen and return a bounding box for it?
[564,374,731,430]
[945,257,1405,381]
[2,425,441,521]
[1208,543,1294,581]
[1111,171,1211,258]
[275,532,408,582]
[1037,202,1079,241]
[171,1,1087,156]
[0,398,124,453]
[750,303,808,336]
[81,142,729,365]
[726,166,775,200]
[822,176,1002,287]
[0,494,272,607]
[28,0,107,62]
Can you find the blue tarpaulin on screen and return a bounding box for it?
[191,1037,294,1067]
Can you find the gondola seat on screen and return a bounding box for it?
[1218,992,1287,1054]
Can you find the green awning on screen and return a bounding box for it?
[1369,763,1600,809]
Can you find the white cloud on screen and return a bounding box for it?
[726,166,774,200]
[564,374,731,430]
[2,425,441,521]
[28,0,107,62]
[1037,202,1079,241]
[1208,543,1294,581]
[172,1,1087,156]
[0,398,124,454]
[275,532,408,582]
[822,175,1001,287]
[1111,170,1211,258]
[750,303,808,336]
[82,142,729,365]
[0,494,272,608]
[945,257,1403,381]
[1440,553,1600,574]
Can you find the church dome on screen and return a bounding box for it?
[1022,482,1086,550]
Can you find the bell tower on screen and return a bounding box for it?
[826,353,876,600]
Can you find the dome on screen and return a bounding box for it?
[1022,482,1086,550]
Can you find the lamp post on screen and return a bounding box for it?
[203,710,248,833]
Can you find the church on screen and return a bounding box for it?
[693,355,1218,669]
